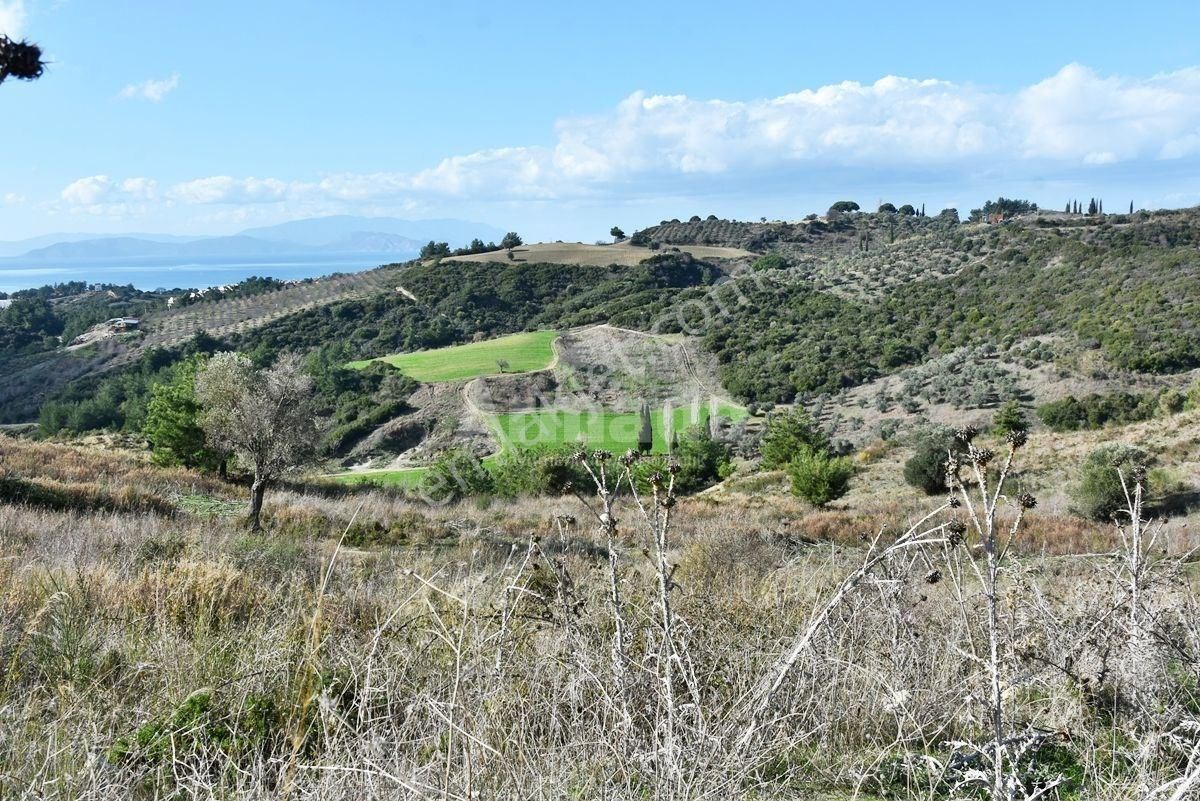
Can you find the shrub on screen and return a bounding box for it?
[489,445,590,498]
[787,446,855,507]
[1073,443,1149,521]
[751,253,790,272]
[1037,391,1158,432]
[992,399,1029,435]
[760,408,829,470]
[419,448,493,503]
[1159,388,1185,415]
[903,426,963,495]
[1186,380,1200,410]
[672,425,733,492]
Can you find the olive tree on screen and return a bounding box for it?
[194,352,318,530]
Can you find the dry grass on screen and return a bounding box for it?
[1,436,1199,799]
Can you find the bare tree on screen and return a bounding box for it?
[194,352,318,530]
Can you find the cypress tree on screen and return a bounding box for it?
[637,400,654,454]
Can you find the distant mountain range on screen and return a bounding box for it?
[0,216,507,262]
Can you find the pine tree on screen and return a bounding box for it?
[1130,200,1134,214]
[1065,201,1071,214]
[1088,198,1098,215]
[1099,199,1103,214]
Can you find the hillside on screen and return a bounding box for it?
[14,206,1200,468]
[7,205,1200,801]
[444,239,755,266]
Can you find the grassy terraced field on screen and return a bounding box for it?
[491,402,746,454]
[329,402,745,486]
[348,331,558,382]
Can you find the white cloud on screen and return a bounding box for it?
[118,74,180,102]
[59,175,162,214]
[3,192,25,206]
[120,177,158,200]
[60,64,1200,217]
[0,0,26,38]
[61,175,114,206]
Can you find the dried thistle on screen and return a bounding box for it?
[969,446,994,467]
[0,36,45,84]
[955,425,979,444]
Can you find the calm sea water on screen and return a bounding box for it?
[0,254,403,294]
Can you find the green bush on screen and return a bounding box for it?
[419,448,493,503]
[1037,392,1158,432]
[787,446,855,507]
[993,399,1029,435]
[760,408,829,470]
[751,253,790,272]
[670,425,732,493]
[903,427,963,495]
[489,445,590,498]
[1073,443,1149,521]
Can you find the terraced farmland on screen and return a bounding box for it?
[140,267,407,349]
[349,331,559,382]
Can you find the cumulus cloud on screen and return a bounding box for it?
[61,175,114,206]
[118,74,180,102]
[62,64,1200,213]
[0,0,26,38]
[59,175,161,214]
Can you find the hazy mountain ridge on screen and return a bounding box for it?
[0,215,503,263]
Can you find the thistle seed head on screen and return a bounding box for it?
[946,519,967,547]
[969,446,994,467]
[955,425,979,444]
[1006,429,1028,449]
[1017,493,1038,510]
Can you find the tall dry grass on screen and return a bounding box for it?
[0,436,1198,799]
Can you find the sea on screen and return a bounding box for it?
[0,253,404,294]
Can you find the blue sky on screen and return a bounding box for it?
[3,0,1200,242]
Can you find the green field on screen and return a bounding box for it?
[328,401,745,486]
[331,467,427,489]
[491,402,746,454]
[347,331,558,382]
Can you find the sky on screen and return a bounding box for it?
[3,0,1200,242]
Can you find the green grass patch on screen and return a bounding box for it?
[331,468,427,489]
[491,402,745,454]
[329,455,503,489]
[347,331,558,382]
